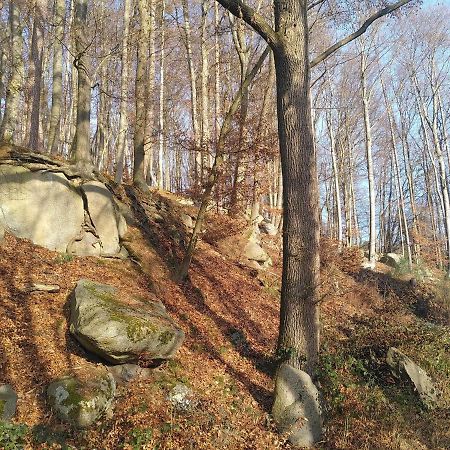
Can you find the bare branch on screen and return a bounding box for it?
[308,0,327,11]
[215,0,279,47]
[310,0,413,68]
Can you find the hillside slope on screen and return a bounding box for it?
[0,185,449,449]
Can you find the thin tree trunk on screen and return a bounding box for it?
[360,46,376,264]
[115,0,132,184]
[176,46,270,282]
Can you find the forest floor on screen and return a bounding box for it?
[0,185,449,449]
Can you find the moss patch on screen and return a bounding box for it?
[82,280,159,343]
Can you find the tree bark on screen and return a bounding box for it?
[115,0,132,183]
[48,0,65,154]
[0,1,24,143]
[71,0,93,174]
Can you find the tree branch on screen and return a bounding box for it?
[215,0,279,47]
[310,0,413,68]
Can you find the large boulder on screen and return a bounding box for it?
[379,253,403,268]
[386,347,439,409]
[272,363,323,448]
[259,220,277,236]
[0,384,18,421]
[243,241,270,263]
[47,367,115,428]
[80,181,125,254]
[0,165,84,252]
[70,279,185,364]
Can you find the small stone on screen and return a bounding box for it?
[0,384,18,421]
[168,384,196,412]
[27,283,60,293]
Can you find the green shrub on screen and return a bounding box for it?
[0,422,28,450]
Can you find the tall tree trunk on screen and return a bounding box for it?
[72,0,93,173]
[158,0,166,189]
[272,1,320,373]
[360,46,376,264]
[28,2,44,151]
[48,0,65,154]
[0,1,24,143]
[181,0,201,186]
[134,0,151,190]
[144,0,156,185]
[200,0,211,175]
[115,0,132,183]
[381,78,412,268]
[326,109,342,249]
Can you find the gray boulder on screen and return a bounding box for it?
[0,384,18,421]
[259,220,277,236]
[181,213,194,229]
[108,364,152,385]
[47,368,115,428]
[70,279,185,364]
[0,165,84,252]
[386,347,439,409]
[379,253,403,268]
[68,230,102,256]
[243,241,270,263]
[168,384,196,412]
[272,363,323,448]
[81,181,125,254]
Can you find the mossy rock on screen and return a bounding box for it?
[47,368,115,428]
[0,385,17,421]
[69,279,185,364]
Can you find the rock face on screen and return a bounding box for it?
[0,165,84,252]
[243,241,270,263]
[379,253,403,268]
[259,220,277,236]
[0,164,127,255]
[0,384,18,421]
[47,368,115,428]
[386,347,439,409]
[70,279,185,364]
[272,363,323,448]
[81,181,122,254]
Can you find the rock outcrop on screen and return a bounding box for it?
[0,157,126,256]
[379,253,403,268]
[386,347,439,409]
[272,363,323,448]
[0,165,85,252]
[47,368,115,428]
[70,279,185,364]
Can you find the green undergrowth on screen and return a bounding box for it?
[319,313,450,449]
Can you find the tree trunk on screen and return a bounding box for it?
[115,0,132,184]
[48,0,65,154]
[158,0,166,189]
[273,0,320,372]
[72,0,93,173]
[133,0,151,190]
[28,3,44,151]
[360,46,376,264]
[0,1,24,143]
